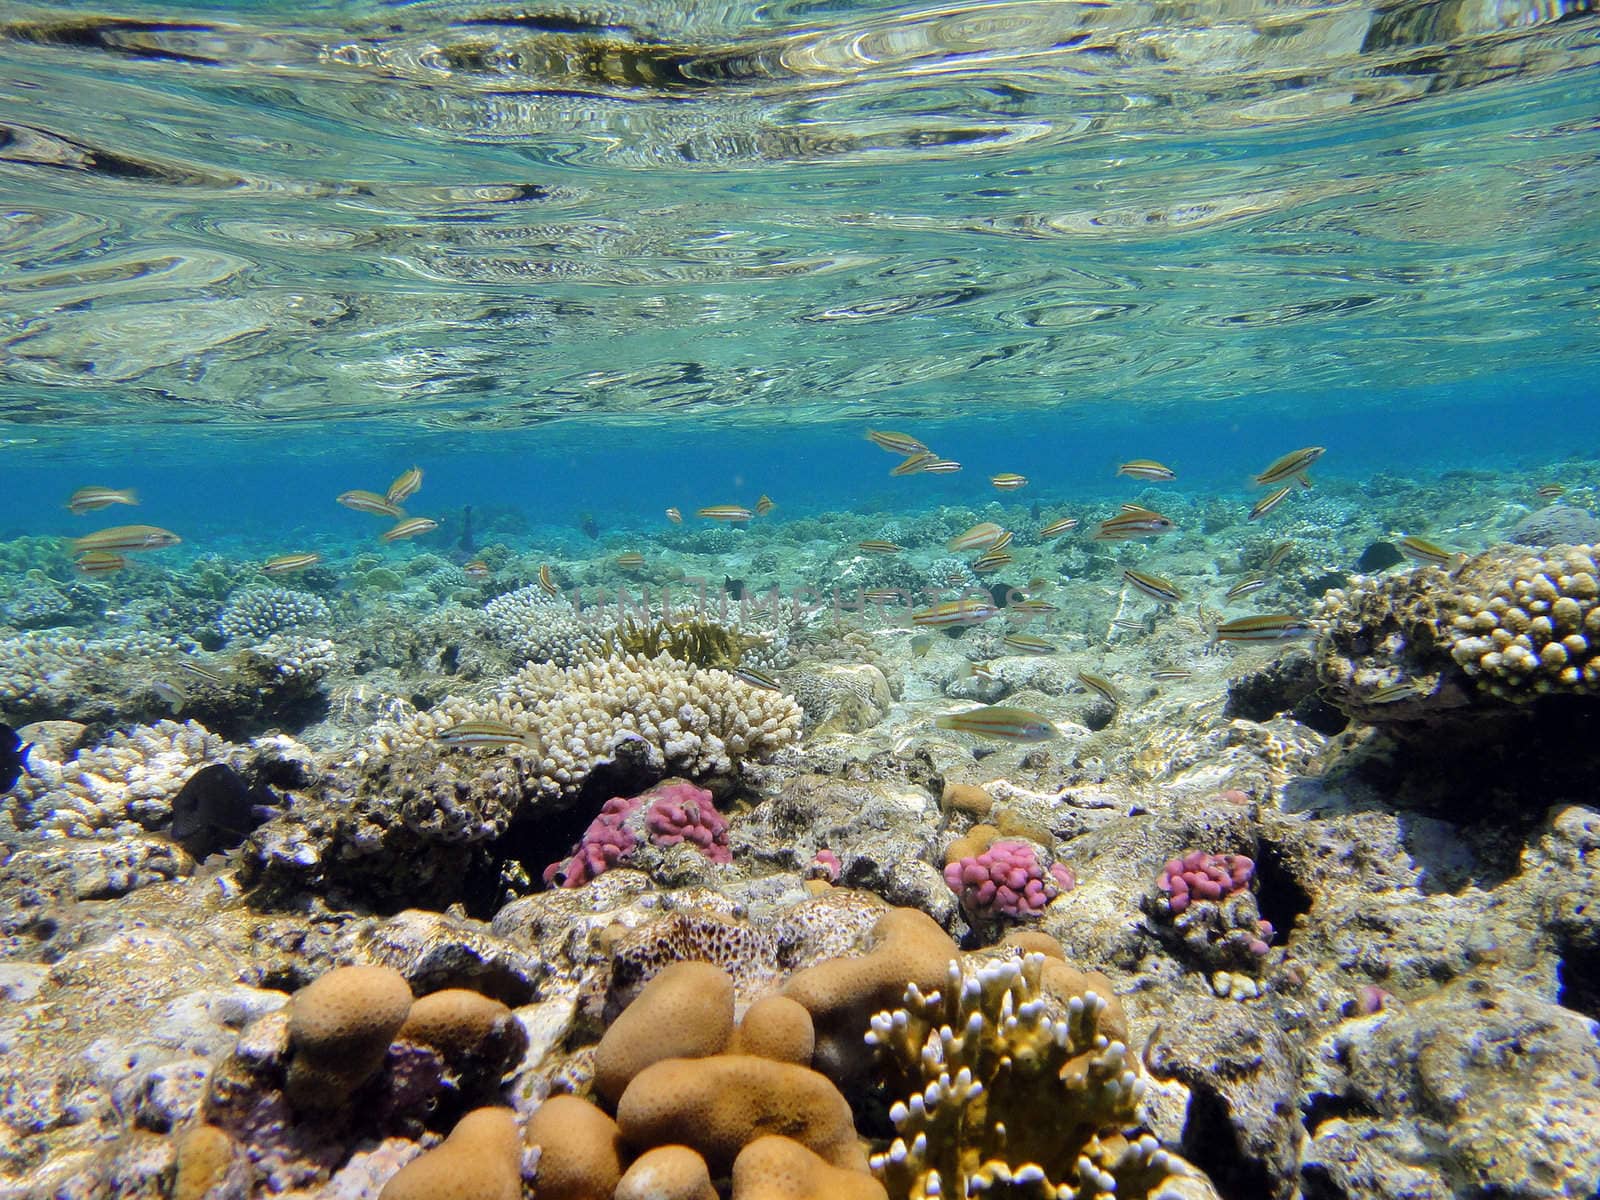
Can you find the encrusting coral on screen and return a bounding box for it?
[866,952,1212,1200]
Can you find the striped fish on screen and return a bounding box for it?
[1092,506,1174,542]
[921,459,962,474]
[913,599,999,627]
[538,563,559,595]
[1397,536,1465,568]
[1226,575,1269,602]
[263,552,321,575]
[890,452,939,477]
[1248,485,1293,522]
[1002,633,1054,655]
[755,494,775,517]
[178,661,228,685]
[386,466,423,506]
[734,665,782,691]
[66,486,138,515]
[1076,671,1123,705]
[1207,614,1316,645]
[1123,568,1183,605]
[971,548,1013,574]
[1116,460,1176,482]
[697,505,753,521]
[463,560,490,578]
[991,473,1028,491]
[866,429,928,456]
[948,522,1006,552]
[338,490,405,518]
[1265,542,1294,570]
[935,705,1058,742]
[615,552,646,571]
[437,720,531,749]
[70,525,181,553]
[863,588,909,604]
[381,517,438,542]
[665,507,683,524]
[1008,599,1059,619]
[1150,669,1192,682]
[1254,447,1325,488]
[74,550,127,575]
[1039,517,1078,538]
[857,541,904,554]
[954,661,994,681]
[1537,484,1566,499]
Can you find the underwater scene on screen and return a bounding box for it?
[2,1,1600,1198]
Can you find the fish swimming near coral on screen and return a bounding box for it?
[386,466,423,506]
[168,763,279,859]
[935,705,1058,741]
[70,525,181,553]
[66,486,138,515]
[381,517,438,542]
[262,552,321,575]
[337,489,405,518]
[1116,460,1176,482]
[0,724,32,793]
[866,429,929,456]
[1253,446,1325,488]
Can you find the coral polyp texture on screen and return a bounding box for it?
[1443,544,1600,699]
[1156,851,1254,915]
[482,585,604,666]
[1146,851,1274,970]
[217,586,331,644]
[865,952,1211,1200]
[943,838,1075,921]
[546,780,732,888]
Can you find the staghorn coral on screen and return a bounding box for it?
[482,585,604,666]
[217,587,331,644]
[5,719,245,838]
[866,953,1213,1200]
[0,630,196,720]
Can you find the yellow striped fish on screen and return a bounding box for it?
[1008,599,1059,620]
[857,541,904,554]
[921,459,962,474]
[1397,536,1466,569]
[971,548,1013,574]
[66,486,138,515]
[755,494,775,517]
[1207,614,1316,645]
[1115,460,1176,482]
[948,522,1006,552]
[1002,632,1054,655]
[1076,671,1123,705]
[935,705,1058,742]
[1536,484,1566,500]
[1150,669,1192,682]
[1248,485,1294,522]
[338,490,405,518]
[863,588,909,604]
[665,507,683,524]
[1123,568,1183,605]
[386,466,423,506]
[866,429,928,456]
[913,599,1000,627]
[1039,517,1078,538]
[1254,447,1325,488]
[437,720,531,749]
[697,505,753,522]
[1226,576,1268,602]
[615,552,646,571]
[263,552,321,575]
[991,473,1028,491]
[890,452,939,477]
[463,560,490,579]
[74,550,126,575]
[734,665,782,691]
[1091,506,1174,542]
[538,564,558,595]
[1265,542,1294,570]
[70,525,181,553]
[381,517,438,542]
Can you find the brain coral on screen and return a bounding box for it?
[218,587,332,644]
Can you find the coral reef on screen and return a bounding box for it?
[943,834,1076,923]
[1144,850,1274,971]
[868,951,1213,1200]
[217,586,331,643]
[482,586,604,666]
[545,780,733,889]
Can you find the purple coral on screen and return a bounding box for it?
[808,849,842,883]
[943,839,1075,920]
[1157,850,1255,914]
[544,781,730,888]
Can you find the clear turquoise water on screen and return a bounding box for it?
[0,1,1597,542]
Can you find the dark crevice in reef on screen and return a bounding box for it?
[1179,1082,1279,1200]
[1557,941,1600,1023]
[1302,1090,1378,1135]
[1252,838,1315,944]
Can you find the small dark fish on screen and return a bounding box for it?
[1,724,33,793]
[168,763,278,858]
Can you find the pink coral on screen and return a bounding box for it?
[943,839,1074,920]
[1157,850,1255,915]
[807,849,842,883]
[544,781,730,888]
